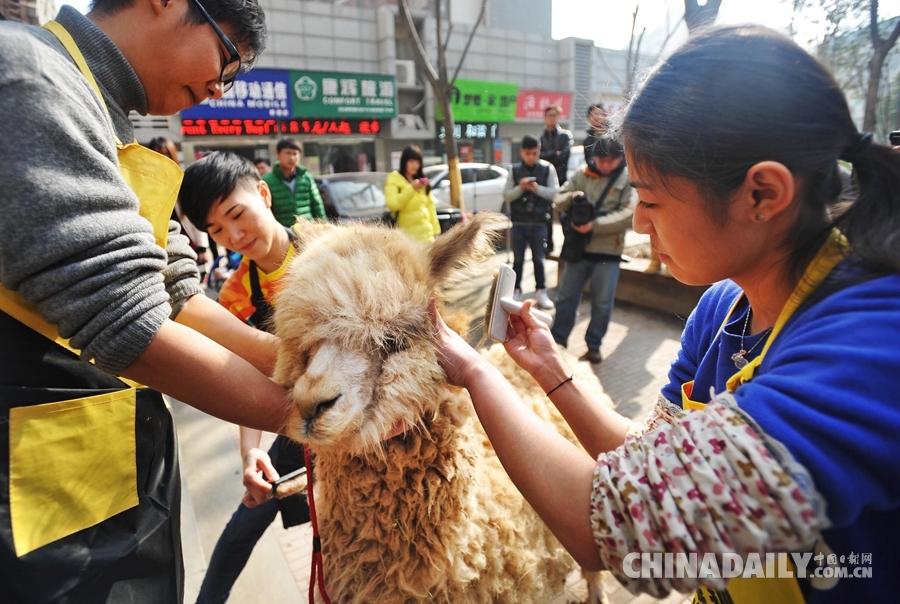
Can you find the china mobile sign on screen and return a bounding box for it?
[181,119,382,137]
[181,68,397,122]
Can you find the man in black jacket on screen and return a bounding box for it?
[539,104,574,186]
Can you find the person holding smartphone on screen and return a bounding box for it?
[385,144,441,243]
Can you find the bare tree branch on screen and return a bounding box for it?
[397,0,439,86]
[595,48,625,89]
[631,26,646,93]
[653,14,685,61]
[885,7,900,50]
[625,5,639,95]
[871,0,881,47]
[441,0,455,57]
[450,0,488,86]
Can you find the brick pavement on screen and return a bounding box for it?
[181,240,693,604]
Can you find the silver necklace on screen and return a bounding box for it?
[731,310,773,369]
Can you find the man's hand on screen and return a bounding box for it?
[242,448,279,508]
[519,178,538,193]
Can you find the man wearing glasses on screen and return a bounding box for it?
[0,1,285,602]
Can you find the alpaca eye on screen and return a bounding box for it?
[382,334,406,355]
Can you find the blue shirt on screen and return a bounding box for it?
[662,261,900,603]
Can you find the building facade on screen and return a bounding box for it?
[0,0,56,24]
[144,0,650,174]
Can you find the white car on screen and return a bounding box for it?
[424,163,508,214]
[567,144,586,182]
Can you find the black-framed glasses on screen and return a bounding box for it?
[189,0,241,93]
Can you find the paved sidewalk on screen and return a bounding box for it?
[176,241,692,604]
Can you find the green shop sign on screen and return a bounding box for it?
[436,79,518,123]
[290,70,397,118]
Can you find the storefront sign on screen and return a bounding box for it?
[181,69,397,122]
[290,71,397,118]
[181,69,292,120]
[437,122,499,140]
[515,90,572,120]
[436,79,518,123]
[181,119,383,137]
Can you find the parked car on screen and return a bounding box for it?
[425,163,508,214]
[316,172,463,234]
[567,144,586,182]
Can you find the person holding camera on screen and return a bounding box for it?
[503,134,560,308]
[551,137,634,363]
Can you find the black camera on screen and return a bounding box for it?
[568,194,595,226]
[890,130,900,147]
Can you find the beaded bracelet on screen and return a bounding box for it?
[545,373,574,397]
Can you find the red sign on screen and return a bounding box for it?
[181,119,382,137]
[515,90,572,120]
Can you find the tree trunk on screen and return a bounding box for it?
[863,48,886,133]
[438,95,464,211]
[395,0,487,214]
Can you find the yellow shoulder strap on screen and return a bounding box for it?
[44,21,111,119]
[727,230,848,392]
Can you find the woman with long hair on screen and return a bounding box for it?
[384,144,441,243]
[431,25,900,603]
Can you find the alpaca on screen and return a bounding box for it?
[272,213,612,603]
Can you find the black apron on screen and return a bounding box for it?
[0,312,183,603]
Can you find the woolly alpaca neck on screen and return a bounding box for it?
[307,386,570,603]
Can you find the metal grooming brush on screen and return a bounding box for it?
[270,466,308,499]
[485,264,554,343]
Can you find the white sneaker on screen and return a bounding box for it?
[535,288,555,310]
[513,288,522,301]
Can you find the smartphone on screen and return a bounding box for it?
[418,177,429,184]
[527,176,537,182]
[890,130,900,146]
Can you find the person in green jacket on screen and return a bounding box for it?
[262,137,325,226]
[384,144,441,243]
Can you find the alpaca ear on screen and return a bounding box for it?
[427,213,506,286]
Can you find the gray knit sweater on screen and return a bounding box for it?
[0,6,202,375]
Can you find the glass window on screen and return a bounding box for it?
[475,168,498,182]
[326,180,385,211]
[460,168,476,184]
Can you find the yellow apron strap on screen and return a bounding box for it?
[726,229,849,392]
[44,21,117,141]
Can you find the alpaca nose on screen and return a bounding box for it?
[311,395,340,420]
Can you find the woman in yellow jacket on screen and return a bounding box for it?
[385,145,441,243]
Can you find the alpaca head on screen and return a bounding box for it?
[272,213,504,456]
